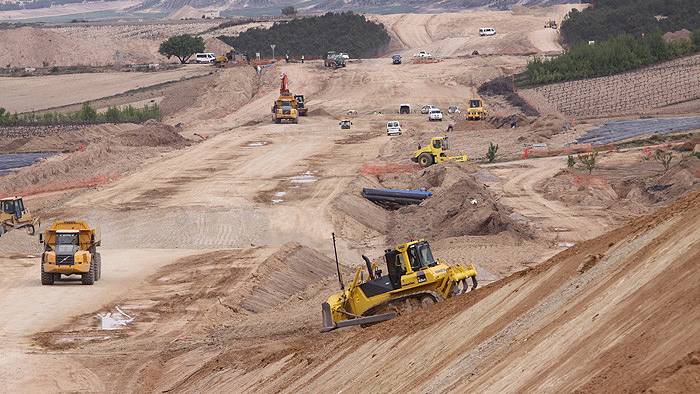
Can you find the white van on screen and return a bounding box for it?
[387,121,402,136]
[194,53,216,63]
[479,28,496,36]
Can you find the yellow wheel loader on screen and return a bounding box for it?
[39,220,101,285]
[0,197,40,236]
[412,136,468,168]
[321,234,477,332]
[466,99,486,120]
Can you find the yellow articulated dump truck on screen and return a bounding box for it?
[322,234,477,332]
[39,220,101,285]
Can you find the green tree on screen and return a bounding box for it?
[159,34,205,64]
[577,152,598,174]
[281,6,296,16]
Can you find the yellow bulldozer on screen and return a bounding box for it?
[0,196,40,236]
[466,98,486,121]
[271,73,299,124]
[412,136,468,167]
[322,235,478,331]
[39,220,101,285]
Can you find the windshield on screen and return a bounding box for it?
[430,109,441,114]
[55,233,79,256]
[388,122,398,127]
[470,100,480,107]
[416,243,436,266]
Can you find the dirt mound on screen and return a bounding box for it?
[0,123,191,200]
[539,155,700,215]
[239,243,337,313]
[332,163,530,246]
[117,120,188,147]
[216,190,700,393]
[384,164,531,244]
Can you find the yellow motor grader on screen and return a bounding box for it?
[322,234,478,332]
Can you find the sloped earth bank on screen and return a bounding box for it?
[31,191,700,393]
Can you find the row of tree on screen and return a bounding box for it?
[525,30,700,85]
[0,103,161,127]
[562,0,700,45]
[218,12,390,58]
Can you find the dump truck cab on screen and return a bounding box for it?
[412,136,468,167]
[466,99,486,120]
[0,196,40,236]
[40,220,101,285]
[322,239,477,332]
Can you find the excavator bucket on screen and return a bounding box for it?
[321,302,396,332]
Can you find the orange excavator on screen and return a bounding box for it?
[271,73,299,124]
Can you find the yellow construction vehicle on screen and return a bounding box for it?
[214,54,228,67]
[466,99,486,120]
[39,220,101,285]
[0,196,40,236]
[412,136,468,167]
[271,73,299,124]
[322,234,477,332]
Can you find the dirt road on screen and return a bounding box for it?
[483,156,616,243]
[0,248,197,393]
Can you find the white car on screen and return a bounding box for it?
[428,108,443,121]
[421,105,437,114]
[479,28,496,36]
[194,53,216,63]
[386,121,402,136]
[414,51,433,58]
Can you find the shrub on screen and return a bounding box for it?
[486,142,499,163]
[577,151,598,174]
[0,104,160,126]
[526,32,694,84]
[561,0,700,45]
[219,12,390,58]
[654,149,673,172]
[567,155,576,168]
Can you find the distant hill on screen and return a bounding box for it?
[0,0,578,16]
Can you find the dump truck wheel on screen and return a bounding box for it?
[82,262,96,285]
[0,226,5,237]
[94,253,102,281]
[418,153,434,167]
[41,263,54,285]
[26,225,35,236]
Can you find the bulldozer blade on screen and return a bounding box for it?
[321,302,396,332]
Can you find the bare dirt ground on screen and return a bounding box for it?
[0,65,212,113]
[0,5,697,393]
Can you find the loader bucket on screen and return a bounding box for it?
[321,302,396,332]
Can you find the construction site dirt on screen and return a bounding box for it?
[0,4,698,393]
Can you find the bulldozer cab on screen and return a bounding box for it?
[469,99,482,109]
[384,241,437,289]
[1,197,24,219]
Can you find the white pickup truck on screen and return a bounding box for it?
[414,51,433,59]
